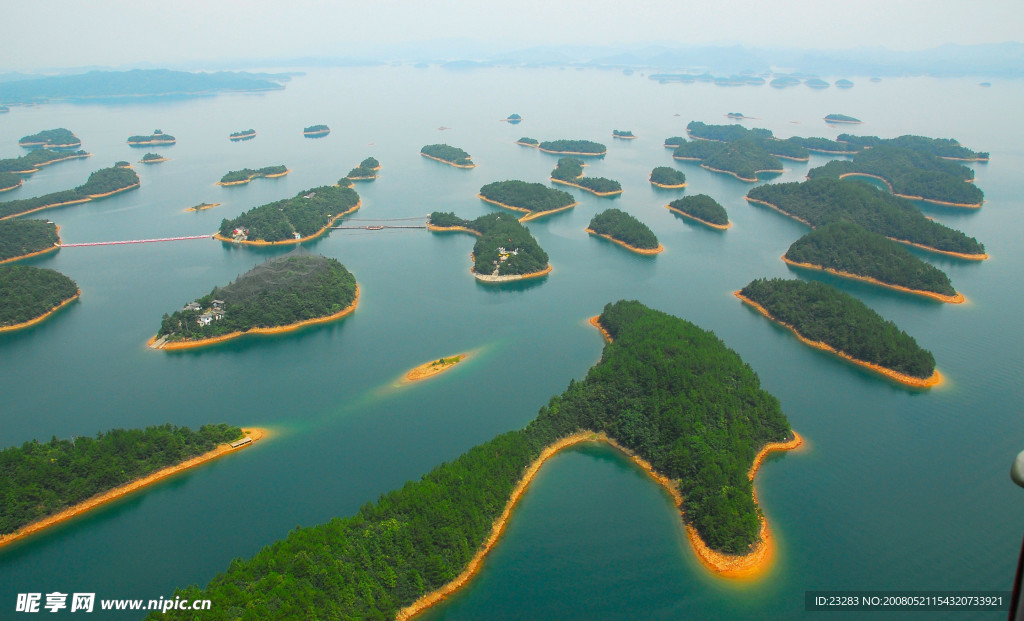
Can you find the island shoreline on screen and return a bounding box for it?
[477,194,577,222]
[551,177,623,196]
[0,290,79,333]
[420,153,476,168]
[212,201,360,246]
[403,353,468,382]
[835,172,982,208]
[585,228,663,254]
[665,205,732,230]
[781,255,965,303]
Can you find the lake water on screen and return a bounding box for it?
[1,67,1022,620]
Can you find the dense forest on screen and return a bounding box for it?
[157,255,357,341]
[664,136,686,147]
[346,158,380,180]
[537,139,607,155]
[746,178,985,256]
[667,194,730,226]
[0,172,21,191]
[824,114,861,123]
[428,211,549,276]
[788,136,857,154]
[516,137,539,146]
[0,424,243,536]
[784,221,957,296]
[18,128,81,148]
[218,185,359,243]
[703,139,783,181]
[837,134,989,160]
[0,264,78,327]
[0,166,139,219]
[649,166,686,186]
[550,157,622,194]
[0,219,59,262]
[0,148,90,174]
[612,130,635,138]
[127,130,175,145]
[152,300,793,620]
[219,165,288,184]
[478,180,576,217]
[807,145,984,205]
[588,209,659,250]
[740,278,936,379]
[686,121,774,142]
[420,144,474,166]
[360,157,380,170]
[141,152,166,162]
[671,139,723,160]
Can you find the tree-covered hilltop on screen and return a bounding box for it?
[516,137,539,146]
[650,166,686,187]
[0,423,243,536]
[537,139,607,155]
[0,219,59,263]
[671,139,722,160]
[686,121,809,160]
[0,264,78,328]
[551,157,622,195]
[787,136,858,154]
[346,157,380,180]
[747,178,985,256]
[678,138,783,181]
[114,161,131,168]
[157,255,356,342]
[420,143,474,166]
[428,211,549,276]
[0,166,139,219]
[785,221,957,297]
[127,130,176,145]
[0,149,90,174]
[478,180,576,218]
[141,152,166,163]
[667,194,730,227]
[807,145,984,206]
[151,300,793,620]
[506,113,522,121]
[740,278,936,379]
[303,124,330,135]
[836,134,989,161]
[824,114,861,124]
[0,172,21,192]
[219,165,288,184]
[18,128,81,148]
[664,136,686,147]
[612,129,635,138]
[229,129,256,140]
[588,209,659,250]
[218,185,359,243]
[359,157,380,170]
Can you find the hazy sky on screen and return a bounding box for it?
[2,0,1022,71]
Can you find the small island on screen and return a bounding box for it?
[149,254,357,350]
[0,148,91,175]
[726,112,749,119]
[663,136,686,148]
[515,137,539,147]
[737,278,940,387]
[667,194,731,230]
[420,143,475,168]
[784,221,963,303]
[612,129,636,139]
[586,208,662,254]
[537,139,607,156]
[303,124,330,137]
[127,130,176,146]
[185,202,220,212]
[428,211,551,282]
[216,185,360,245]
[217,165,289,186]
[18,128,81,149]
[0,172,22,193]
[824,114,861,124]
[478,180,577,221]
[550,157,622,196]
[140,152,168,164]
[229,129,257,141]
[115,160,131,168]
[0,166,140,220]
[0,219,60,264]
[346,157,381,180]
[404,354,467,382]
[0,264,79,331]
[649,166,686,188]
[501,113,522,124]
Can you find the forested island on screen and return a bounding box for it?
[115,161,131,169]
[746,178,987,259]
[18,128,81,149]
[0,149,91,174]
[824,114,861,124]
[0,424,253,546]
[550,157,622,196]
[726,112,749,119]
[150,300,798,620]
[127,130,176,146]
[649,166,686,188]
[0,166,140,220]
[788,136,859,155]
[477,180,577,221]
[420,144,475,168]
[612,130,636,139]
[783,221,963,303]
[0,264,79,331]
[586,209,662,254]
[0,172,22,192]
[503,113,522,123]
[538,139,607,156]
[0,219,60,263]
[141,152,168,164]
[667,194,731,230]
[515,137,539,147]
[346,157,380,180]
[428,211,550,281]
[150,255,357,349]
[737,278,940,387]
[673,138,784,182]
[685,121,809,161]
[217,165,289,186]
[807,145,984,207]
[303,125,330,137]
[835,134,989,161]
[216,185,360,244]
[229,129,257,141]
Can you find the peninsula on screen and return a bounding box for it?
[0,172,22,193]
[151,300,799,620]
[217,165,289,186]
[18,128,81,149]
[550,157,622,196]
[0,265,79,331]
[420,144,475,168]
[0,149,91,175]
[649,166,686,188]
[0,219,60,263]
[149,255,357,350]
[537,139,607,156]
[667,194,731,230]
[428,211,551,281]
[404,354,467,382]
[127,130,176,146]
[140,152,168,164]
[824,114,861,124]
[303,124,330,137]
[477,180,577,221]
[586,208,663,254]
[346,157,380,180]
[229,129,257,141]
[216,184,360,244]
[737,278,940,387]
[0,166,140,220]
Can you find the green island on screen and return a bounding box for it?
[18,128,81,149]
[667,194,731,229]
[303,124,330,137]
[217,165,289,186]
[115,161,131,168]
[346,157,381,180]
[738,278,939,387]
[0,148,91,174]
[726,112,748,119]
[150,300,796,620]
[587,208,661,254]
[477,180,577,221]
[127,130,175,146]
[612,129,636,139]
[420,144,475,168]
[836,134,989,161]
[229,129,257,141]
[807,145,984,207]
[649,166,686,188]
[673,138,784,182]
[0,424,245,541]
[151,255,357,349]
[0,219,60,263]
[428,211,550,281]
[664,136,686,148]
[686,121,809,161]
[0,172,22,192]
[515,137,539,147]
[503,113,522,123]
[141,152,168,164]
[550,157,622,196]
[537,139,607,156]
[787,136,858,155]
[0,264,79,330]
[824,114,861,124]
[746,178,986,259]
[0,166,140,220]
[216,185,360,244]
[783,221,962,303]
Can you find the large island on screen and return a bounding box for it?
[0,264,79,331]
[0,149,91,175]
[478,180,577,222]
[0,219,61,263]
[420,144,475,168]
[18,128,81,149]
[538,139,607,156]
[0,166,140,220]
[586,208,662,254]
[215,185,360,245]
[428,211,551,281]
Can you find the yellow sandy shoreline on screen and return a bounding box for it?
[665,205,732,230]
[701,164,782,182]
[403,353,468,382]
[0,428,267,549]
[515,141,539,147]
[185,203,221,213]
[781,255,965,303]
[141,157,169,164]
[229,131,258,140]
[128,138,176,145]
[550,177,623,196]
[836,172,982,208]
[0,198,91,221]
[213,201,360,246]
[0,290,79,333]
[0,180,23,192]
[426,224,481,236]
[537,147,607,156]
[87,183,140,199]
[420,152,476,168]
[473,264,552,283]
[216,169,290,186]
[0,224,61,265]
[477,194,578,222]
[734,291,942,388]
[585,228,663,255]
[650,180,687,189]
